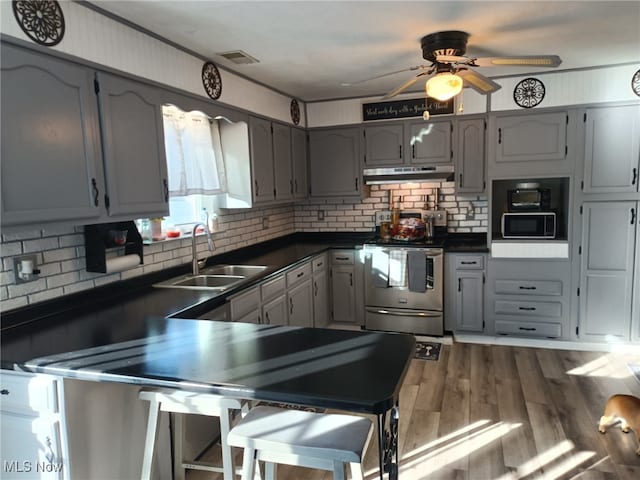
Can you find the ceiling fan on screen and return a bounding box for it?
[349,31,562,101]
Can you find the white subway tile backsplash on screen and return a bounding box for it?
[23,237,59,253]
[1,242,23,257]
[43,248,77,263]
[29,288,64,304]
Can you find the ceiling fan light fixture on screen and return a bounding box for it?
[425,72,463,101]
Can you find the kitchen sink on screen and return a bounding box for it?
[202,265,268,277]
[153,265,269,291]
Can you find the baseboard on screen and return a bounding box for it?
[453,333,639,353]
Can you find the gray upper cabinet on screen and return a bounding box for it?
[454,118,485,193]
[291,128,308,199]
[1,43,102,227]
[488,111,571,177]
[309,127,361,197]
[96,73,169,218]
[582,105,640,194]
[406,120,452,165]
[272,122,293,201]
[363,124,404,166]
[578,201,637,341]
[249,116,275,203]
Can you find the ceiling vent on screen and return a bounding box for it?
[217,50,259,65]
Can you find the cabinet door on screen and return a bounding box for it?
[579,202,636,340]
[406,120,452,165]
[272,122,293,201]
[291,128,308,199]
[455,270,484,332]
[494,112,567,163]
[1,413,64,480]
[263,295,287,326]
[583,105,640,194]
[97,73,169,218]
[309,128,361,197]
[313,269,329,328]
[249,116,275,203]
[1,43,102,226]
[288,280,313,327]
[455,118,485,193]
[235,308,262,324]
[331,265,356,323]
[364,124,404,166]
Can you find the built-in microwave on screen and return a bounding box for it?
[507,186,551,212]
[501,212,556,239]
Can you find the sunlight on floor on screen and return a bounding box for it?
[383,421,600,480]
[566,353,633,379]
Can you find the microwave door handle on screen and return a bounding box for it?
[366,307,441,317]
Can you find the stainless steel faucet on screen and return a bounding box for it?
[192,223,214,276]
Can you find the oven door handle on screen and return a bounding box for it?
[366,307,442,317]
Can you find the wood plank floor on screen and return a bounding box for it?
[187,342,640,480]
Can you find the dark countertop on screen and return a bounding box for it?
[1,231,486,370]
[443,233,490,253]
[22,319,415,414]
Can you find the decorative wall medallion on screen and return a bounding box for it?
[632,69,640,98]
[290,99,301,125]
[201,62,222,100]
[12,0,65,46]
[513,77,545,108]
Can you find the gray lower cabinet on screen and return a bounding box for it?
[312,254,329,327]
[486,257,571,339]
[262,295,287,326]
[229,285,261,324]
[249,116,275,203]
[0,370,68,480]
[286,262,313,327]
[291,127,308,200]
[330,250,363,324]
[445,254,485,332]
[1,42,102,227]
[96,72,169,218]
[578,201,637,340]
[454,118,485,193]
[582,105,640,194]
[309,127,361,197]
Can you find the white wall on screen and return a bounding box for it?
[0,0,305,126]
[306,64,639,126]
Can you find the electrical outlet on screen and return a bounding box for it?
[375,210,391,225]
[317,210,325,220]
[262,216,269,229]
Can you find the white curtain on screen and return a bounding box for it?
[162,105,227,197]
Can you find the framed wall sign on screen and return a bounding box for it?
[362,97,453,122]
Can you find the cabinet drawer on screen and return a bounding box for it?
[0,371,59,414]
[286,262,312,286]
[495,320,562,338]
[312,254,327,272]
[455,255,484,270]
[494,300,562,318]
[331,251,354,265]
[229,286,261,319]
[261,274,285,301]
[495,279,562,296]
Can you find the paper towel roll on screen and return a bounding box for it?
[105,254,140,273]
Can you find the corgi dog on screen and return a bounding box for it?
[598,394,640,455]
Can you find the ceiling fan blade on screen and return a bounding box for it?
[470,55,562,68]
[381,71,432,100]
[456,69,502,94]
[341,65,430,87]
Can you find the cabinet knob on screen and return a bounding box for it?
[0,389,9,395]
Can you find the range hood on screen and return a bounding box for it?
[363,165,454,185]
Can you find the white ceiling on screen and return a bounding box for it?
[91,1,640,102]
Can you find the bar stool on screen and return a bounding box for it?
[139,388,249,480]
[228,405,374,480]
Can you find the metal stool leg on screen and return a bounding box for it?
[141,399,161,480]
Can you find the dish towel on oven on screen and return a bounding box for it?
[407,250,426,293]
[388,250,406,287]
